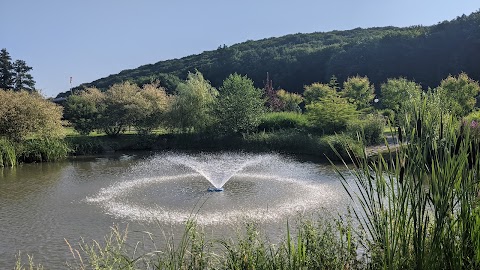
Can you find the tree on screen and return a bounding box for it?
[303,83,336,105]
[0,48,14,90]
[167,71,218,132]
[342,75,375,110]
[216,73,265,134]
[306,95,358,134]
[436,73,480,117]
[64,87,104,135]
[263,72,283,111]
[13,60,35,92]
[135,81,170,134]
[0,90,64,141]
[380,77,422,113]
[100,82,145,136]
[328,75,340,92]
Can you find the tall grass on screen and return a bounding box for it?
[14,252,44,270]
[18,138,70,163]
[59,217,359,270]
[0,138,17,167]
[335,99,480,269]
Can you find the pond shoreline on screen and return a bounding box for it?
[65,132,366,163]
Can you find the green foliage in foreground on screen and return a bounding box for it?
[336,104,480,269]
[36,217,357,270]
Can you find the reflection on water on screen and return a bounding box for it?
[0,152,352,268]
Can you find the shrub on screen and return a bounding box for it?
[18,138,70,163]
[0,90,65,141]
[257,112,308,132]
[320,134,362,160]
[464,110,480,124]
[347,114,385,145]
[306,96,358,134]
[66,136,105,155]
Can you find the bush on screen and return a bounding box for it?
[464,109,480,123]
[379,109,395,123]
[18,138,70,163]
[306,96,358,134]
[245,130,323,154]
[257,112,308,132]
[320,134,363,160]
[0,90,65,141]
[67,136,105,155]
[347,114,385,145]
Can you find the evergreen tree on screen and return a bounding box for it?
[0,48,14,90]
[13,60,35,92]
[328,75,340,92]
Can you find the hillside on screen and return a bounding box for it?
[58,11,480,97]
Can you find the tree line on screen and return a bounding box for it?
[62,71,480,142]
[58,11,480,100]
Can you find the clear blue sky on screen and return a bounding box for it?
[2,1,478,97]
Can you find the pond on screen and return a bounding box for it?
[0,151,352,268]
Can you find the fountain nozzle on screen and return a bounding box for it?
[207,187,224,192]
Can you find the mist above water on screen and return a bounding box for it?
[86,152,347,225]
[165,152,274,189]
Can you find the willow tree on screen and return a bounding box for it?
[167,71,218,133]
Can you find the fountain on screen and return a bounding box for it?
[85,152,344,225]
[165,152,267,191]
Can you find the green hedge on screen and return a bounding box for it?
[257,112,308,132]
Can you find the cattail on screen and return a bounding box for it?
[398,127,403,143]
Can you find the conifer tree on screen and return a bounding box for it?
[13,60,36,92]
[0,48,14,89]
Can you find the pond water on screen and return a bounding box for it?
[0,151,353,268]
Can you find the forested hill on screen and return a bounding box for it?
[59,11,480,97]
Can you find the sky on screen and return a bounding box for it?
[1,1,479,97]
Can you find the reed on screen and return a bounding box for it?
[335,97,480,269]
[0,138,16,167]
[18,138,70,163]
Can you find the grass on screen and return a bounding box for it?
[57,217,359,270]
[0,138,17,167]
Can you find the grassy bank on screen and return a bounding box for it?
[0,138,70,167]
[65,130,363,161]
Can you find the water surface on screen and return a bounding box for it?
[0,151,351,268]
